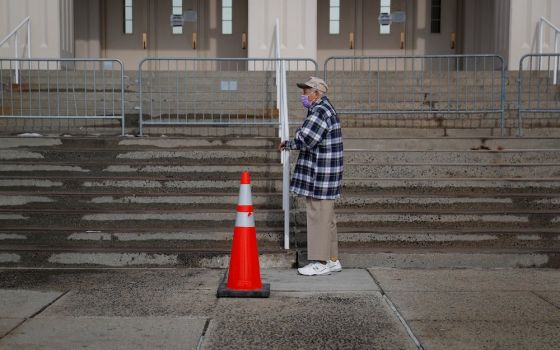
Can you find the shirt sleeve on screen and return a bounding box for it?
[285,109,328,151]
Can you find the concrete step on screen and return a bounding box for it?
[0,247,295,268]
[1,135,559,150]
[303,248,560,268]
[299,208,560,230]
[2,176,560,195]
[0,208,285,229]
[1,208,558,232]
[2,162,560,179]
[0,148,282,163]
[2,192,560,212]
[2,246,559,268]
[4,146,560,164]
[333,227,560,249]
[2,227,558,253]
[0,226,285,249]
[0,192,283,210]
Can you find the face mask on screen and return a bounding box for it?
[300,94,313,108]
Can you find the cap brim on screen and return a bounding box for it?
[296,82,311,89]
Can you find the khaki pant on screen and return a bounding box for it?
[305,197,338,262]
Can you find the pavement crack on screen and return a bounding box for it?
[0,318,27,341]
[531,291,560,310]
[0,289,70,342]
[367,269,425,350]
[196,318,212,350]
[28,289,71,319]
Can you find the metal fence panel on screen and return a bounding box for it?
[138,58,317,135]
[324,55,506,130]
[0,59,125,135]
[517,53,560,136]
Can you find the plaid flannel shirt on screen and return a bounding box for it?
[284,96,343,199]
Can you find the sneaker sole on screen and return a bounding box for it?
[298,270,332,276]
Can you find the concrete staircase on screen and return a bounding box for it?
[1,131,559,268]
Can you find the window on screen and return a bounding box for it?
[172,0,183,34]
[222,0,232,35]
[379,0,391,34]
[329,0,340,35]
[123,0,133,34]
[431,0,441,33]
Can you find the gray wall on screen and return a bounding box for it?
[458,0,511,68]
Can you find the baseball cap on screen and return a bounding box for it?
[296,76,328,93]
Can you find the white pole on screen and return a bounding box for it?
[274,18,291,250]
[283,147,290,250]
[275,19,282,141]
[27,19,31,58]
[554,32,559,84]
[14,33,19,84]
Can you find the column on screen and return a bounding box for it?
[248,0,317,60]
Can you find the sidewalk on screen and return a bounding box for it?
[0,267,559,349]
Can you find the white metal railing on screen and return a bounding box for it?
[0,16,31,84]
[538,16,560,84]
[275,18,290,250]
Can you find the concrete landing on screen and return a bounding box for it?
[369,268,560,350]
[0,317,207,350]
[1,268,560,349]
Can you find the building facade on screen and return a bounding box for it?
[0,0,559,70]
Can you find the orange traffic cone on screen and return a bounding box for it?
[217,171,270,298]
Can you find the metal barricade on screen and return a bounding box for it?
[517,54,560,136]
[324,55,506,132]
[138,58,317,135]
[0,58,125,135]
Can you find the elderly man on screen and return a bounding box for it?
[279,77,344,276]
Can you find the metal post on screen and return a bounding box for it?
[554,32,559,84]
[119,60,125,136]
[517,56,524,137]
[27,19,31,59]
[280,59,291,250]
[538,18,543,70]
[139,60,144,136]
[500,58,506,136]
[14,34,19,84]
[275,19,282,141]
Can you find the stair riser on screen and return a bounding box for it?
[0,251,296,268]
[2,232,559,250]
[3,149,560,164]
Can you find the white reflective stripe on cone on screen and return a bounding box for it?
[238,184,253,205]
[235,211,255,228]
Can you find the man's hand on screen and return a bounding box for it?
[277,141,287,152]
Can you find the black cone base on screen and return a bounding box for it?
[216,273,270,298]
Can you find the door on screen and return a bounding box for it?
[362,0,408,56]
[104,0,199,68]
[318,0,411,67]
[103,0,151,70]
[413,0,457,55]
[214,0,248,58]
[103,0,248,69]
[154,0,198,57]
[317,0,357,66]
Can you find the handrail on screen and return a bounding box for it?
[275,18,291,250]
[538,16,560,84]
[0,16,31,84]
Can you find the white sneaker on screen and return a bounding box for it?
[327,260,342,272]
[297,262,331,276]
